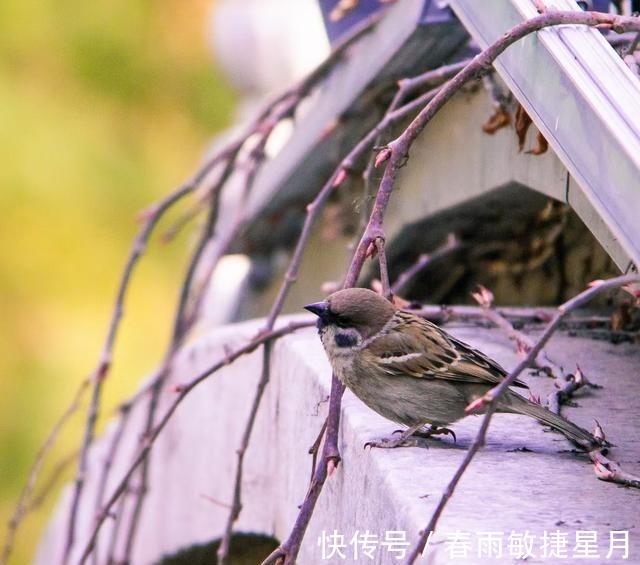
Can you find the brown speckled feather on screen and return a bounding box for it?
[365,310,528,389]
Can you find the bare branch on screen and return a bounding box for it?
[590,450,640,489]
[26,451,79,515]
[407,274,640,563]
[17,7,640,565]
[472,286,564,380]
[391,234,460,296]
[91,404,132,565]
[623,30,640,56]
[56,14,390,561]
[374,237,392,300]
[218,343,272,565]
[273,9,640,563]
[77,320,312,563]
[0,378,89,565]
[61,155,228,563]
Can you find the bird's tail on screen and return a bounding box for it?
[502,393,604,450]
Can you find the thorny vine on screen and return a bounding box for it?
[3,5,640,565]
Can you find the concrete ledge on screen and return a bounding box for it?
[37,316,640,564]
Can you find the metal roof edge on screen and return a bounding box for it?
[450,0,640,268]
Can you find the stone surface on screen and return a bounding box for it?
[37,315,640,564]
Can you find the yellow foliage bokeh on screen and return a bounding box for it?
[0,1,235,562]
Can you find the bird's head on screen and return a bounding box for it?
[304,288,396,349]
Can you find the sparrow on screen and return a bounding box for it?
[304,287,600,450]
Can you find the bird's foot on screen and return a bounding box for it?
[412,425,457,443]
[367,424,429,449]
[364,435,426,449]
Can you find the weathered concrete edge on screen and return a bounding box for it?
[36,315,640,564]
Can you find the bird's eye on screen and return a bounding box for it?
[325,307,351,328]
[334,315,351,328]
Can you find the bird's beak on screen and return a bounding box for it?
[304,301,329,318]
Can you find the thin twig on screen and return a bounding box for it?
[67,17,391,559]
[104,496,127,565]
[170,152,241,347]
[91,404,132,565]
[160,196,208,244]
[61,155,228,563]
[472,286,564,380]
[410,304,613,327]
[26,451,79,515]
[544,367,640,491]
[82,14,383,557]
[259,83,459,565]
[546,364,600,415]
[623,30,640,56]
[272,10,640,564]
[374,237,392,300]
[407,274,640,563]
[178,136,268,340]
[0,378,89,565]
[77,320,312,564]
[589,450,640,489]
[118,139,244,563]
[391,234,460,296]
[218,344,272,565]
[308,418,328,484]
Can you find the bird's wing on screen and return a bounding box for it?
[365,310,528,388]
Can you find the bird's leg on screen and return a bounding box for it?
[411,424,457,443]
[365,423,426,449]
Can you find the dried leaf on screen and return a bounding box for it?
[526,130,548,155]
[611,302,632,331]
[515,103,532,152]
[514,104,548,155]
[482,107,511,134]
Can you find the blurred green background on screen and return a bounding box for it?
[0,1,235,562]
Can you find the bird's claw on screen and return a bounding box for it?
[412,425,457,443]
[364,436,426,450]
